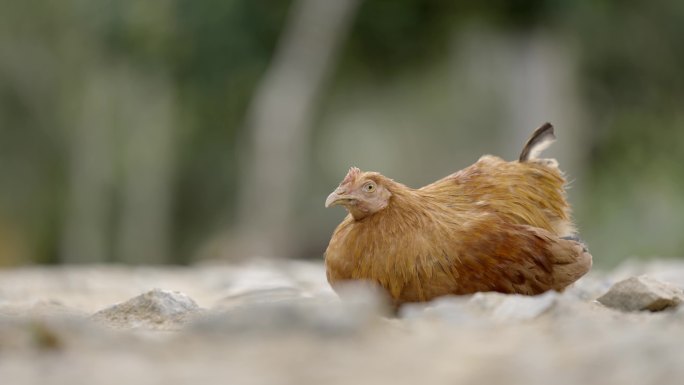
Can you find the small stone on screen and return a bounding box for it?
[597,276,684,312]
[214,287,305,310]
[471,291,558,321]
[400,291,558,323]
[563,275,613,301]
[92,289,201,329]
[191,282,389,336]
[399,295,474,324]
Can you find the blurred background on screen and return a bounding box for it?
[1,0,683,267]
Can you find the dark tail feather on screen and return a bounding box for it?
[519,122,556,162]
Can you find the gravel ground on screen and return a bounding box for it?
[1,258,684,385]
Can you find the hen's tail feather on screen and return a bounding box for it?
[561,235,588,252]
[519,122,556,162]
[550,238,593,290]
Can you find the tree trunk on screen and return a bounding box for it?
[233,0,362,259]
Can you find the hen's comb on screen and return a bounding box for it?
[342,167,361,185]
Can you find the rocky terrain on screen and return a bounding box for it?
[1,258,684,385]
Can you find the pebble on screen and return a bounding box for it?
[401,290,558,323]
[91,289,201,329]
[597,275,684,312]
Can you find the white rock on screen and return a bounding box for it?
[597,275,684,312]
[192,282,388,336]
[471,291,558,321]
[401,291,558,323]
[92,289,201,329]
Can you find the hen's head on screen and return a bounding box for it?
[325,167,393,220]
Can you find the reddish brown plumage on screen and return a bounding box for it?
[324,123,592,306]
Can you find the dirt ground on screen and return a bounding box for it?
[1,258,684,385]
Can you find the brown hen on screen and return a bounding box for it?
[324,123,592,306]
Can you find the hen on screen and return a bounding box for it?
[324,123,592,306]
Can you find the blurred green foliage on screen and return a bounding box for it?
[1,0,683,265]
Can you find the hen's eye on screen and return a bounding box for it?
[363,183,376,192]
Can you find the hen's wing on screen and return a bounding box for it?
[442,219,592,295]
[422,155,574,237]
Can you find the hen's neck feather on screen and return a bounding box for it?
[348,180,468,237]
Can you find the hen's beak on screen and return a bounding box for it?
[325,189,352,208]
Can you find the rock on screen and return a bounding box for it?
[400,295,475,324]
[401,291,558,323]
[597,275,684,312]
[92,289,201,329]
[211,262,309,309]
[214,286,305,309]
[562,274,613,301]
[191,282,389,336]
[471,291,559,321]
